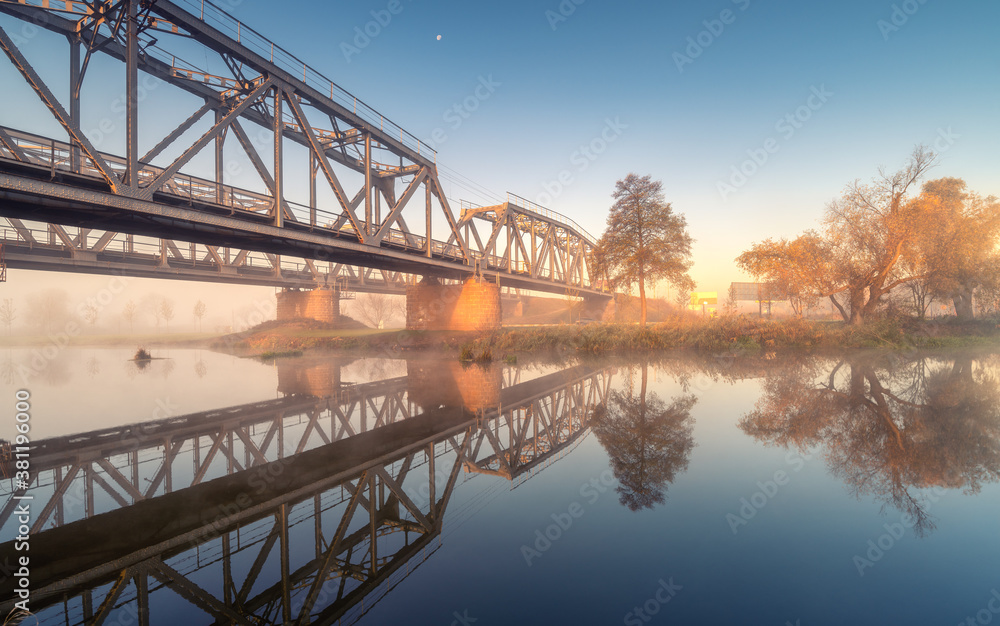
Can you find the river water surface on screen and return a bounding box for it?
[1,347,998,625]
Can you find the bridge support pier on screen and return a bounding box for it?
[406,276,501,331]
[276,287,340,324]
[581,295,616,322]
[276,357,345,397]
[407,360,502,412]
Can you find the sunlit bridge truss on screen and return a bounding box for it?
[0,0,603,296]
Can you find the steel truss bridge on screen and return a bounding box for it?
[0,211,518,297]
[0,0,604,298]
[0,361,612,625]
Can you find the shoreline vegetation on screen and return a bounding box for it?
[3,316,998,362]
[204,315,1000,361]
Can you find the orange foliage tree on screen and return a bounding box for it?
[909,178,1000,320]
[738,147,1000,323]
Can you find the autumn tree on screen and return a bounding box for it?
[736,232,827,317]
[595,174,694,326]
[911,178,1000,320]
[193,300,207,332]
[737,147,938,324]
[820,147,941,323]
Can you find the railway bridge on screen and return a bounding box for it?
[0,0,611,329]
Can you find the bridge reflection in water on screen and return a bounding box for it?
[0,359,612,625]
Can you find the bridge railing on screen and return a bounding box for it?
[506,192,598,246]
[2,0,433,160]
[170,0,434,160]
[461,196,597,247]
[0,128,589,287]
[0,127,469,261]
[0,224,419,287]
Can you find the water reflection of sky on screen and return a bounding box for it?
[1,349,998,625]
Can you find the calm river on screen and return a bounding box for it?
[1,347,998,625]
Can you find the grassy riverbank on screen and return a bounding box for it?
[205,315,1000,361]
[456,316,1000,361]
[11,315,995,360]
[208,318,469,357]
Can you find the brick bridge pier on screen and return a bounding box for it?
[405,276,501,331]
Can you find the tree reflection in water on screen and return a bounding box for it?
[594,362,697,511]
[740,354,1000,536]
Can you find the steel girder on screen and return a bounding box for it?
[459,198,599,291]
[0,0,462,249]
[0,0,606,296]
[7,438,470,625]
[0,216,418,292]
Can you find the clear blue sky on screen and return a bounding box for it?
[1,0,997,312]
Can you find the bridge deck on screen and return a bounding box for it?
[0,0,607,299]
[0,127,604,295]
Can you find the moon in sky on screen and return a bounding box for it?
[436,35,442,40]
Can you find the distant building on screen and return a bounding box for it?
[689,292,718,315]
[729,282,783,317]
